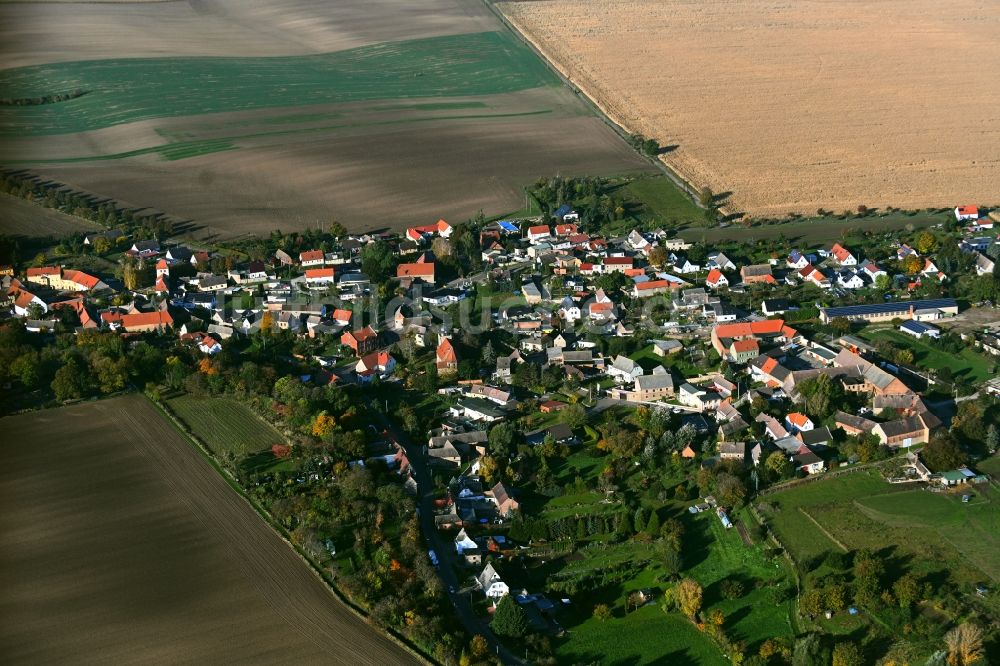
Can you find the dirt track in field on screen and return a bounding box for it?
[498,0,1000,217]
[0,396,419,665]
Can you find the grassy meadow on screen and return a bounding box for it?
[166,395,284,457]
[762,471,999,586]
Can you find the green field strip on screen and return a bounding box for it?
[0,31,559,136]
[6,108,555,164]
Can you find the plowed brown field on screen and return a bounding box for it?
[498,0,1000,216]
[0,396,418,665]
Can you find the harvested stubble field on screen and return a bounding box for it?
[0,395,418,665]
[0,0,654,237]
[497,0,1000,217]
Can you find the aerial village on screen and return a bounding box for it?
[3,203,998,627]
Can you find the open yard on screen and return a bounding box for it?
[498,0,1000,217]
[0,395,417,665]
[166,394,285,457]
[858,328,995,384]
[0,0,654,237]
[761,471,1000,586]
[543,497,793,663]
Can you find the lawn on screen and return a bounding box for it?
[558,604,727,666]
[858,328,994,383]
[762,471,999,586]
[549,500,794,663]
[166,394,285,457]
[684,212,946,246]
[0,31,558,136]
[623,176,704,227]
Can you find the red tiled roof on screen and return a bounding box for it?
[305,268,335,279]
[636,279,669,291]
[333,308,352,323]
[604,257,633,265]
[397,262,435,278]
[351,325,377,341]
[62,269,101,290]
[437,338,458,363]
[528,225,550,236]
[714,319,792,339]
[787,412,811,427]
[120,310,173,330]
[706,268,725,284]
[299,250,324,262]
[26,266,60,277]
[731,339,759,353]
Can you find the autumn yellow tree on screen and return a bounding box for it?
[902,254,922,275]
[478,455,499,484]
[198,357,219,376]
[915,231,938,255]
[469,635,489,660]
[260,310,274,335]
[311,412,336,438]
[676,578,703,620]
[944,623,983,666]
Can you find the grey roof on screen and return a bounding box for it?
[635,373,674,391]
[478,562,503,590]
[877,416,926,437]
[719,442,746,457]
[798,427,833,446]
[834,411,877,432]
[611,355,641,374]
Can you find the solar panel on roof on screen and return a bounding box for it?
[822,298,956,317]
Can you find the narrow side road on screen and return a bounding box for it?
[373,409,525,666]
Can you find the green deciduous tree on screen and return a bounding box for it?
[922,431,966,472]
[491,595,529,638]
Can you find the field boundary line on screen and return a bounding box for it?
[483,0,703,209]
[798,507,849,553]
[147,395,435,666]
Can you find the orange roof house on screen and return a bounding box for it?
[304,267,336,284]
[527,225,551,240]
[341,325,378,356]
[396,262,435,283]
[830,242,856,264]
[711,319,797,356]
[299,249,325,266]
[117,310,174,333]
[406,219,452,242]
[436,337,459,373]
[706,268,728,289]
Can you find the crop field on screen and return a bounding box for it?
[761,471,1000,585]
[497,0,1000,217]
[0,396,417,665]
[0,192,101,236]
[166,394,285,457]
[0,0,654,237]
